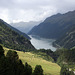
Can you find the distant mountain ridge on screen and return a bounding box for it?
[28,10,75,39]
[10,21,41,34]
[0,19,35,51]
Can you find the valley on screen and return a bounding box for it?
[0,9,75,75]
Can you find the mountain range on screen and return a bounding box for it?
[28,10,75,49]
[10,21,41,34]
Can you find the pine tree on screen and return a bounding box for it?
[24,62,32,75]
[33,65,43,75]
[0,45,4,57]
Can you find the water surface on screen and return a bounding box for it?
[29,35,56,51]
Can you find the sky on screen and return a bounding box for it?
[0,0,75,23]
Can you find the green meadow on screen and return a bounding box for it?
[4,47,61,75]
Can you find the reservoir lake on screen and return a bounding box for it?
[29,35,57,51]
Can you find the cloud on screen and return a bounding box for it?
[0,0,75,23]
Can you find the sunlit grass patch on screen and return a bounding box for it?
[4,47,61,75]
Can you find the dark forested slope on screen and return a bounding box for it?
[0,19,35,51]
[53,25,75,49]
[28,10,75,39]
[0,19,30,39]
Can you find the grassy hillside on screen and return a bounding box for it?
[4,47,61,75]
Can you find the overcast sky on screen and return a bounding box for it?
[0,0,75,23]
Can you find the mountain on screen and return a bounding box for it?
[28,10,75,39]
[10,21,41,34]
[56,48,75,66]
[1,20,31,39]
[53,25,75,49]
[0,19,35,51]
